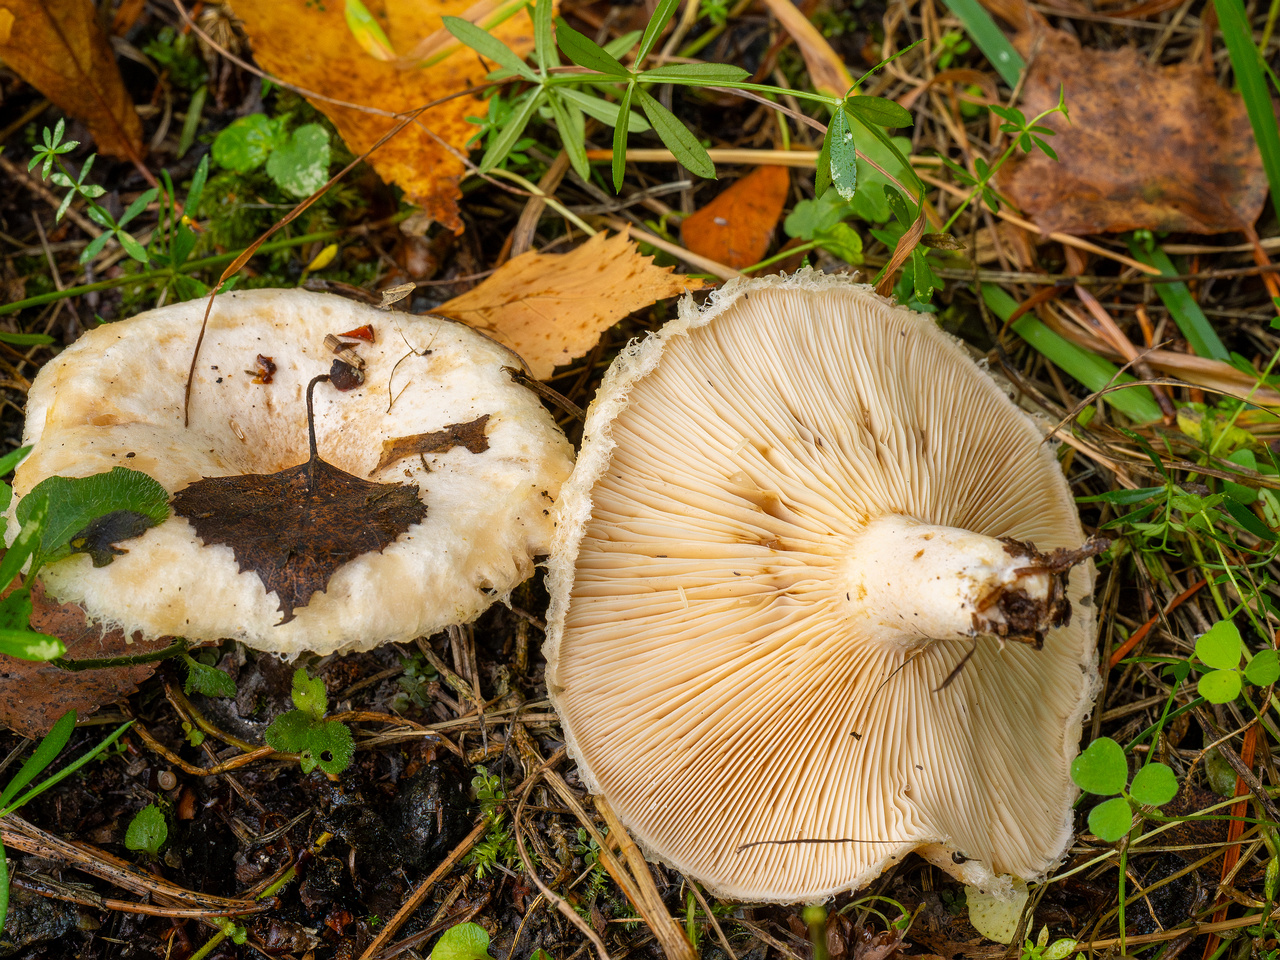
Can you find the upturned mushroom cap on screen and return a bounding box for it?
[10,288,574,656]
[544,272,1099,902]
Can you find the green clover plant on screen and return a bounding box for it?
[1020,926,1076,960]
[264,668,354,776]
[1071,737,1178,842]
[1192,619,1279,703]
[212,115,332,198]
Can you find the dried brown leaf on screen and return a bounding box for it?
[680,165,791,269]
[0,580,170,738]
[226,0,540,231]
[437,232,704,379]
[0,0,144,160]
[375,415,490,474]
[999,30,1267,235]
[172,455,426,623]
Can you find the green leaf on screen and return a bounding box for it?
[1214,0,1280,226]
[1071,736,1127,796]
[1225,449,1259,504]
[118,188,159,229]
[556,19,628,75]
[557,88,648,131]
[0,710,76,811]
[125,803,168,854]
[937,0,1024,86]
[1126,240,1228,361]
[1042,940,1077,960]
[532,0,558,70]
[548,95,590,181]
[843,95,913,129]
[828,109,857,200]
[442,15,536,79]
[345,0,396,61]
[1087,796,1134,842]
[612,84,634,191]
[784,189,852,239]
[638,63,750,82]
[603,30,642,60]
[431,922,497,960]
[210,114,283,173]
[848,111,923,197]
[17,467,170,569]
[304,720,355,775]
[0,446,30,478]
[1129,762,1178,806]
[1245,649,1280,686]
[1196,620,1243,670]
[814,223,864,263]
[0,629,64,661]
[290,667,328,720]
[264,709,311,753]
[635,0,680,66]
[478,90,545,174]
[265,123,331,198]
[183,655,236,698]
[634,88,714,179]
[1199,668,1243,704]
[117,231,149,264]
[0,333,53,347]
[814,121,833,198]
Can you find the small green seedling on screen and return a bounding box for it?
[429,921,497,960]
[124,803,168,855]
[264,668,354,776]
[0,710,132,932]
[181,653,236,699]
[1191,619,1279,704]
[1071,737,1178,842]
[211,115,331,198]
[1020,926,1076,960]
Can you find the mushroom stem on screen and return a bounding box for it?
[305,374,331,492]
[844,515,1083,648]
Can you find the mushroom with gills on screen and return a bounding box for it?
[7,288,574,657]
[544,272,1101,902]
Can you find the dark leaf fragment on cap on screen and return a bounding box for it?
[172,458,427,623]
[373,415,490,474]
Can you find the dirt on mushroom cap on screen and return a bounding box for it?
[544,271,1100,902]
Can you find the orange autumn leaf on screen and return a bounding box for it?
[681,165,792,269]
[227,0,539,232]
[437,232,704,379]
[0,0,144,161]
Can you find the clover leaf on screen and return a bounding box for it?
[1071,736,1178,842]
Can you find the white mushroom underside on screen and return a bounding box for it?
[10,289,574,656]
[545,274,1098,901]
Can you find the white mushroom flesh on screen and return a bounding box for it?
[10,289,574,656]
[545,273,1098,902]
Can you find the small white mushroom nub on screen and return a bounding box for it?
[544,272,1100,902]
[9,289,574,656]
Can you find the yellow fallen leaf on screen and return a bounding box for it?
[0,0,144,161]
[226,0,539,232]
[437,232,705,379]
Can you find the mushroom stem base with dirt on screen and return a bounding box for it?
[843,515,1088,649]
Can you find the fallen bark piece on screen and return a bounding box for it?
[438,231,704,379]
[999,29,1266,235]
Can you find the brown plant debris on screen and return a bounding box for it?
[172,378,428,623]
[998,29,1267,235]
[437,232,704,379]
[374,414,490,474]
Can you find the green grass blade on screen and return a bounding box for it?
[0,710,76,810]
[1126,240,1229,360]
[4,721,132,815]
[938,0,1025,87]
[1215,0,1280,224]
[981,285,1164,423]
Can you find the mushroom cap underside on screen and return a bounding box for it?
[11,288,574,656]
[544,272,1099,901]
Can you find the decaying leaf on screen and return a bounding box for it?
[437,231,704,379]
[172,453,427,624]
[375,414,490,474]
[0,0,144,161]
[0,580,172,738]
[680,166,791,270]
[226,0,539,231]
[998,29,1266,235]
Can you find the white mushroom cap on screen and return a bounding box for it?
[10,288,574,656]
[544,272,1099,902]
